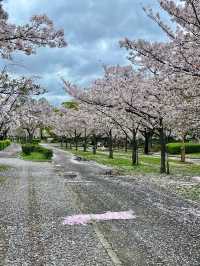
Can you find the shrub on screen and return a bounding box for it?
[31,139,40,145]
[21,144,36,155]
[167,143,200,154]
[21,144,53,159]
[0,139,11,151]
[41,147,53,159]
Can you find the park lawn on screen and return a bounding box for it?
[0,175,8,183]
[0,165,8,171]
[21,152,51,162]
[177,185,200,201]
[68,149,200,177]
[186,153,200,159]
[0,165,10,183]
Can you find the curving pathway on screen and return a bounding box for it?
[0,144,200,265]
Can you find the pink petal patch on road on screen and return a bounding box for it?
[63,210,136,225]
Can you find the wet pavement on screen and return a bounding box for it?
[0,144,200,265]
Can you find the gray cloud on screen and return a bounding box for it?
[3,0,167,105]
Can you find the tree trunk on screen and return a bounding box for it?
[40,127,43,140]
[144,130,150,155]
[108,129,113,159]
[159,120,166,174]
[27,129,33,142]
[75,140,78,151]
[181,135,186,162]
[92,134,97,155]
[74,130,78,151]
[131,130,138,165]
[3,129,9,140]
[166,152,170,175]
[150,134,153,149]
[125,134,128,153]
[83,128,87,152]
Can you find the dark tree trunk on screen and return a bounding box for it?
[83,128,87,152]
[159,119,166,174]
[74,130,78,151]
[131,130,138,165]
[40,127,43,140]
[92,134,97,155]
[181,134,186,162]
[3,129,9,140]
[29,135,33,142]
[27,129,33,142]
[108,129,113,159]
[144,130,150,155]
[75,141,78,151]
[150,134,153,149]
[125,134,128,152]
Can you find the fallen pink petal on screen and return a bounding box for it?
[63,210,136,225]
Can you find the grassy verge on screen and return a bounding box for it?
[20,152,51,162]
[186,153,200,159]
[0,165,8,171]
[66,148,200,177]
[0,165,9,184]
[177,185,200,201]
[0,175,8,183]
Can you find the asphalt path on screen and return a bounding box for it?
[0,144,200,265]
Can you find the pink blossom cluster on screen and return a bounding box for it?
[63,210,136,226]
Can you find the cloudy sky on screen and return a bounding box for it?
[3,0,167,105]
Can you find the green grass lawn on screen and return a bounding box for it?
[0,165,9,184]
[0,175,8,183]
[21,152,51,162]
[0,165,8,171]
[186,153,200,159]
[66,148,200,177]
[177,185,200,201]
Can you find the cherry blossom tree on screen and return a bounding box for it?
[62,66,154,165]
[59,0,200,174]
[0,0,67,139]
[50,105,92,151]
[0,1,66,59]
[0,70,45,138]
[120,0,200,78]
[63,65,183,171]
[16,98,52,141]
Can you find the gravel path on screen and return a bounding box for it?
[0,145,114,266]
[0,144,200,265]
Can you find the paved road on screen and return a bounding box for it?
[0,144,200,265]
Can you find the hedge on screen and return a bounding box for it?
[31,139,40,145]
[0,139,11,151]
[167,143,200,154]
[22,144,53,159]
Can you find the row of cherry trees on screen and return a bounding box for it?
[61,0,200,174]
[2,0,200,175]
